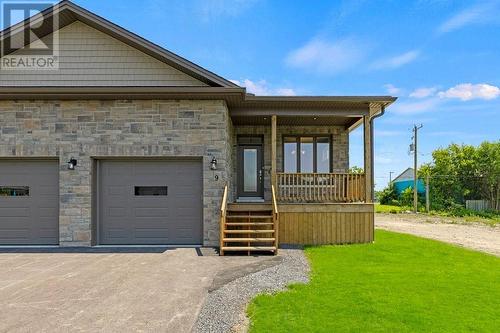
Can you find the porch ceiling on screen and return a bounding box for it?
[231,115,361,127]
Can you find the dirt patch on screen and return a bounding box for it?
[376,213,500,256]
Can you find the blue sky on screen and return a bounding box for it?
[73,0,499,188]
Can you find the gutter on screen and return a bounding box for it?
[369,105,386,202]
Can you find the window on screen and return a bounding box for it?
[284,137,297,173]
[134,186,168,196]
[283,136,331,173]
[316,137,330,173]
[0,186,30,197]
[300,137,314,173]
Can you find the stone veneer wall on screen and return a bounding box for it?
[0,99,232,246]
[233,125,349,201]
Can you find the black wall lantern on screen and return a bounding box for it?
[210,156,218,170]
[67,158,77,170]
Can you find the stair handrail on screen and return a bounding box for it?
[271,184,279,254]
[219,184,229,256]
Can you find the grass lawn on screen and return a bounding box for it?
[375,204,500,226]
[375,203,410,213]
[248,230,500,333]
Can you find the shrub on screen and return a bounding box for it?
[379,184,398,205]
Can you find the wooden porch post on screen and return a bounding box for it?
[271,115,277,191]
[363,115,373,203]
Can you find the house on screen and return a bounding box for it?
[392,168,425,195]
[0,1,396,254]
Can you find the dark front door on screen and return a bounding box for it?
[237,145,264,198]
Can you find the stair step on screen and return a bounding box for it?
[225,222,274,226]
[224,230,275,234]
[222,246,276,251]
[226,215,273,219]
[227,203,272,211]
[223,237,275,242]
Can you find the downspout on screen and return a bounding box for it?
[369,105,386,202]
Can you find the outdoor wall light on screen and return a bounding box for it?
[210,156,218,170]
[67,158,77,170]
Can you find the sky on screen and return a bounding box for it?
[71,0,499,189]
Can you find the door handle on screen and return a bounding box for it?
[259,169,263,180]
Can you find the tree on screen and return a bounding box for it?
[475,141,500,210]
[378,183,399,205]
[418,141,499,210]
[349,166,364,174]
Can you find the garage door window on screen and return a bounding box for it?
[134,186,168,196]
[0,186,30,197]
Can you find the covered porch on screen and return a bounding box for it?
[220,96,395,254]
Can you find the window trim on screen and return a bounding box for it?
[282,134,333,173]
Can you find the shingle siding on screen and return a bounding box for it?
[0,21,207,87]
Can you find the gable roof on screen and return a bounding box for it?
[393,168,415,182]
[0,0,239,88]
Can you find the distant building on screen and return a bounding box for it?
[392,168,425,194]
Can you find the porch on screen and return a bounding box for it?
[220,97,393,254]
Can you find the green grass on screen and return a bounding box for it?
[375,203,411,213]
[375,204,500,226]
[248,230,500,333]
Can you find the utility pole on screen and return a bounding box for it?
[411,124,423,213]
[426,174,430,213]
[389,171,394,184]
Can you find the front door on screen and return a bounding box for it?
[237,144,264,198]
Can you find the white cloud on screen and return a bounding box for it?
[371,50,420,70]
[285,38,365,74]
[383,84,402,95]
[230,79,297,96]
[196,0,258,22]
[390,98,441,115]
[438,83,500,101]
[409,87,438,98]
[437,1,500,34]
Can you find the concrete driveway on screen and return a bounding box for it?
[0,248,266,332]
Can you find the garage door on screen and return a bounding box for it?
[0,160,59,245]
[98,160,203,245]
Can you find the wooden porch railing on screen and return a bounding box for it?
[271,184,279,254]
[276,173,366,203]
[219,184,229,256]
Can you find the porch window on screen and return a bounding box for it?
[283,136,331,173]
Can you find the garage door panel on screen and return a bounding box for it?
[108,207,127,217]
[99,159,202,245]
[134,228,169,238]
[1,229,30,240]
[107,185,127,196]
[39,185,58,196]
[0,160,59,245]
[0,207,31,217]
[134,207,169,217]
[38,228,58,238]
[0,218,31,228]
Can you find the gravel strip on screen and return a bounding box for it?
[194,249,310,333]
[376,213,500,256]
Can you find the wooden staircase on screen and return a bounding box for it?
[219,186,279,256]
